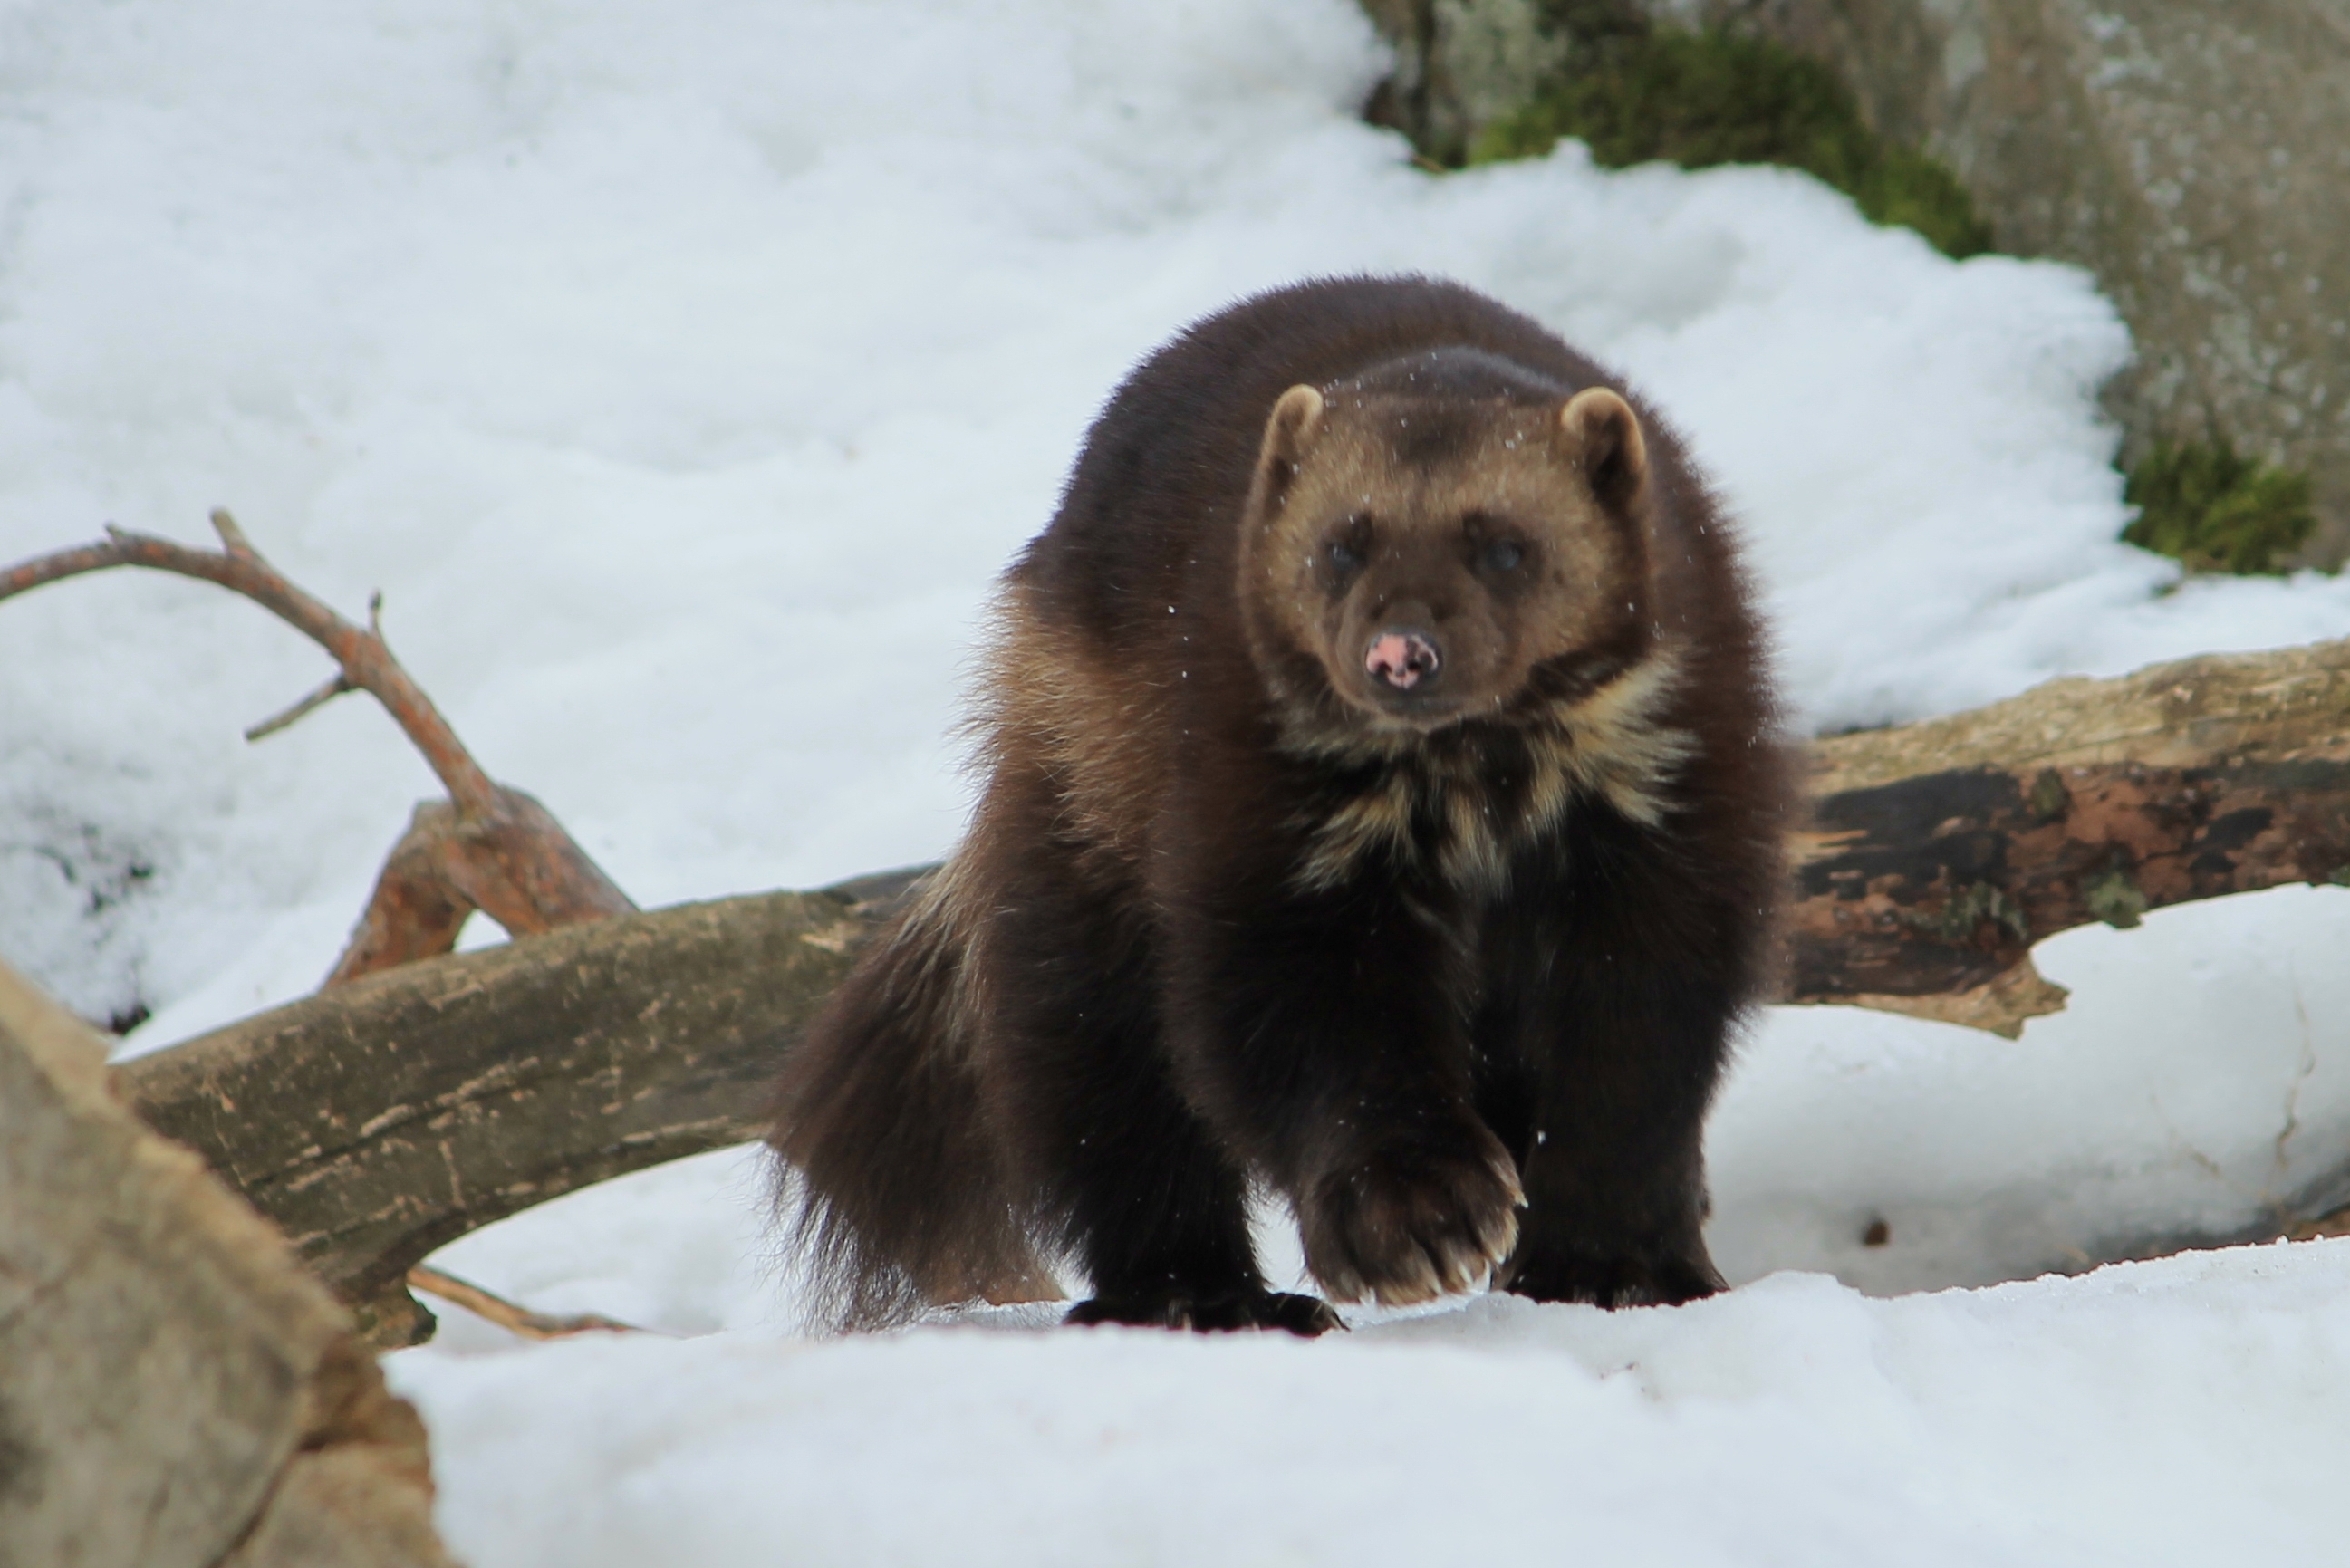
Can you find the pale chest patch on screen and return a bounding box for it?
[1289,652,1693,896]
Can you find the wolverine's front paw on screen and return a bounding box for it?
[1300,1128,1524,1306]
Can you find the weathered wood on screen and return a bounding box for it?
[1792,639,2350,1034]
[115,872,919,1346]
[323,789,637,986]
[0,959,451,1568]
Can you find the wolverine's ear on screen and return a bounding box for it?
[1556,387,1648,510]
[1247,385,1326,524]
[1258,384,1326,476]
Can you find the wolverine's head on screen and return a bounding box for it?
[1236,357,1655,739]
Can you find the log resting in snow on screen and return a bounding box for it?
[111,640,2350,1342]
[1789,637,2350,1035]
[113,871,920,1346]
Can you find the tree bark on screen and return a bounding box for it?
[114,871,920,1346]
[0,960,453,1568]
[1791,636,2350,1034]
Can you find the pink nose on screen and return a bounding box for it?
[1365,630,1440,690]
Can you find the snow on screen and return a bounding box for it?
[390,1225,2350,1567]
[1712,885,2350,1294]
[6,0,2350,1562]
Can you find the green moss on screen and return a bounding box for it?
[1468,26,1992,260]
[2121,438,2317,575]
[2027,768,2071,823]
[1905,881,2029,946]
[2084,866,2147,930]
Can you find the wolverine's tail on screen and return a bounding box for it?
[766,864,1055,1330]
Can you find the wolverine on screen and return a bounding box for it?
[767,275,1788,1334]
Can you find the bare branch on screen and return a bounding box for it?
[5,515,637,979]
[245,672,358,742]
[1,515,498,818]
[406,1265,645,1340]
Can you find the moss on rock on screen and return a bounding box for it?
[1411,5,2326,574]
[2122,438,2317,576]
[1468,24,1991,260]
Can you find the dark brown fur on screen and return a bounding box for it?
[767,275,1789,1332]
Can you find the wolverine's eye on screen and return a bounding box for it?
[1324,516,1371,579]
[1481,539,1525,573]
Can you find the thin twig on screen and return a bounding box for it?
[207,505,257,559]
[405,1265,647,1341]
[0,514,498,818]
[246,672,359,742]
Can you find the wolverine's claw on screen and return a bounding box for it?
[1301,1123,1523,1308]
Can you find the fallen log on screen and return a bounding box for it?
[114,871,919,1345]
[1789,637,2350,1034]
[108,639,2350,1340]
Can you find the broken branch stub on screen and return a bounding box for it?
[324,787,634,986]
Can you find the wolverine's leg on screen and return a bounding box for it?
[1490,810,1745,1308]
[1156,863,1522,1309]
[981,834,1337,1335]
[1054,1092,1337,1335]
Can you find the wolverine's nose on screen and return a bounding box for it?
[1365,629,1441,691]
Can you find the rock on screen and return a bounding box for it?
[1664,0,2350,565]
[1360,0,1571,165]
[0,959,455,1568]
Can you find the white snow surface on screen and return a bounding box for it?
[6,0,2350,1562]
[390,1238,2350,1568]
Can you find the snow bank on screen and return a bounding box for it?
[390,1239,2350,1568]
[1713,885,2350,1289]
